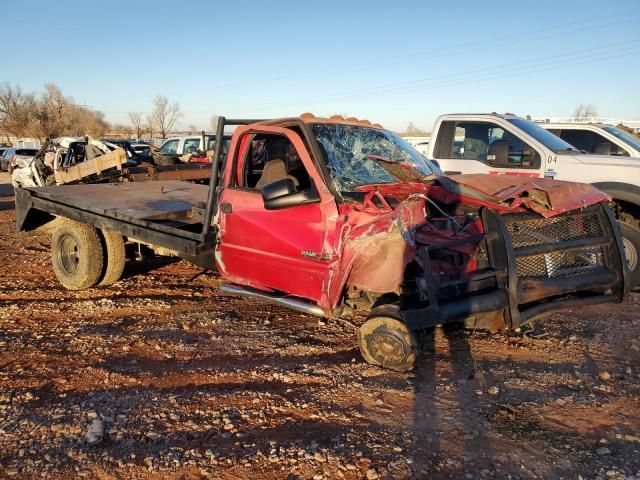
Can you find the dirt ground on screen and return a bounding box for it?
[0,182,639,480]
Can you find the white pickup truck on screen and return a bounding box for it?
[426,113,640,286]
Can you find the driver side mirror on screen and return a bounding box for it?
[486,140,509,166]
[261,178,320,210]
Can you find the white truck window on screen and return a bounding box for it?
[160,139,179,154]
[559,129,628,156]
[183,138,200,153]
[438,121,538,168]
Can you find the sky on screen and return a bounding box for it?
[3,0,639,132]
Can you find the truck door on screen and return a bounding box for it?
[432,120,543,178]
[216,126,339,304]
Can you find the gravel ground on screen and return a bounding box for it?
[0,189,639,480]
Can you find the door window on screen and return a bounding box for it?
[436,121,539,168]
[238,133,312,192]
[182,138,200,153]
[160,139,179,154]
[559,129,628,156]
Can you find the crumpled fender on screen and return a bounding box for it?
[327,195,425,307]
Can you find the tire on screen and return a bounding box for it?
[51,221,104,290]
[619,221,640,287]
[98,230,126,286]
[358,305,420,372]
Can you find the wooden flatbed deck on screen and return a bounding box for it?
[25,181,209,222]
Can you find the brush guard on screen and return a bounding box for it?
[403,203,628,330]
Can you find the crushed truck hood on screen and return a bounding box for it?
[442,174,609,216]
[355,174,609,217]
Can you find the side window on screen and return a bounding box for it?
[238,133,312,191]
[559,130,600,153]
[560,129,627,156]
[183,138,200,153]
[439,121,539,168]
[160,139,179,154]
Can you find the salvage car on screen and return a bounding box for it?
[16,115,628,371]
[12,136,213,187]
[1,147,39,173]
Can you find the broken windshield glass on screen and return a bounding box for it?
[311,123,436,192]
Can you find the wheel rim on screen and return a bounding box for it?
[58,234,80,275]
[623,236,638,271]
[369,331,407,365]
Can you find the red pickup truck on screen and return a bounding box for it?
[16,115,629,371]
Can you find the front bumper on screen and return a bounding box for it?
[403,203,628,330]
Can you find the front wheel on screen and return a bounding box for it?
[620,221,640,287]
[358,305,420,372]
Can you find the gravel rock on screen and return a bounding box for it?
[86,419,104,445]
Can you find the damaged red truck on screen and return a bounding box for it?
[16,115,629,371]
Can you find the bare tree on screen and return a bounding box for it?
[187,124,199,134]
[573,103,598,121]
[0,83,37,138]
[148,95,181,139]
[129,112,145,139]
[401,121,430,137]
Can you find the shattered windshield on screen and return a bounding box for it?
[312,123,438,192]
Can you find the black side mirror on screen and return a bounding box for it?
[261,179,320,210]
[487,140,509,166]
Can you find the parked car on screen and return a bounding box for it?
[1,147,39,173]
[159,134,230,159]
[16,114,628,372]
[0,148,8,169]
[538,123,640,157]
[425,113,640,285]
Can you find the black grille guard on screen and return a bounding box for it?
[403,203,628,330]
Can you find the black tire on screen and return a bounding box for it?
[358,305,420,372]
[620,221,640,287]
[98,230,126,286]
[51,221,104,290]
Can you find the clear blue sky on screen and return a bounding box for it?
[3,0,639,131]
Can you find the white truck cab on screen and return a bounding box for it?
[427,113,640,285]
[159,134,217,156]
[538,123,640,158]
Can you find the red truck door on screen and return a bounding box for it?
[216,126,339,304]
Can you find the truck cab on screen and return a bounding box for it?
[538,122,640,158]
[427,113,640,285]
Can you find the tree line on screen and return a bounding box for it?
[0,83,185,141]
[0,83,109,141]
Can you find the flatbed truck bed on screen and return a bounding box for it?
[16,181,214,262]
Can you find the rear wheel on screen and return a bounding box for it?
[51,221,103,290]
[98,230,126,286]
[620,221,640,287]
[358,305,420,372]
